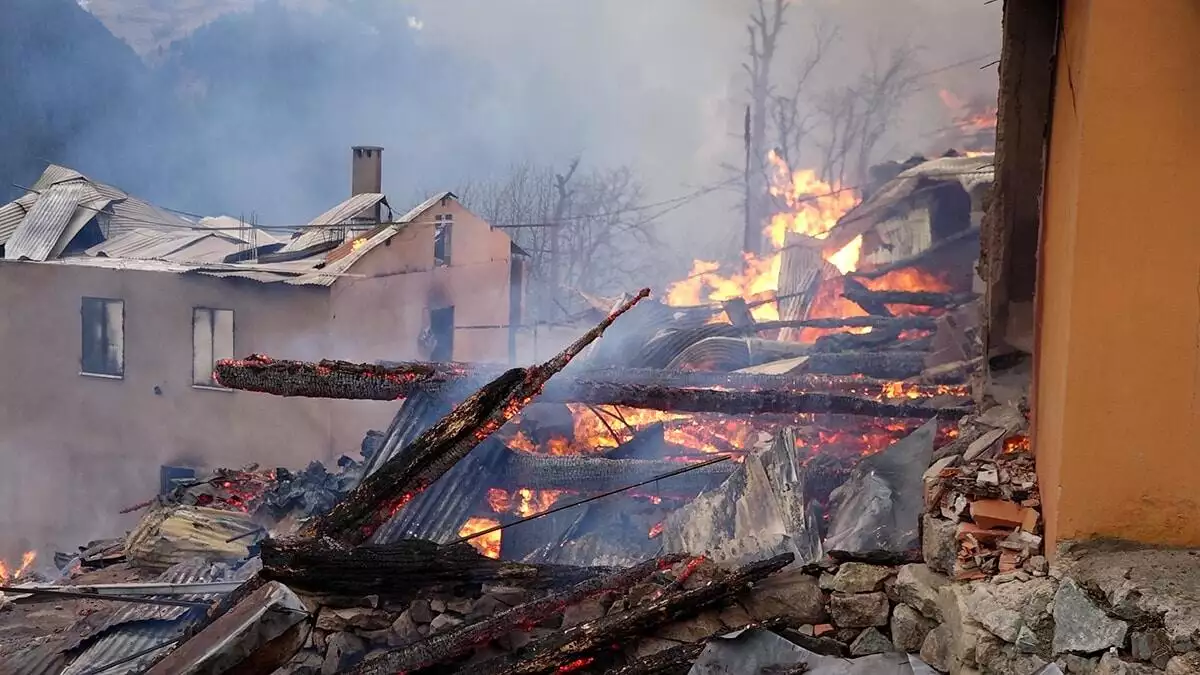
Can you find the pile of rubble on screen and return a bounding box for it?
[921,401,1043,581]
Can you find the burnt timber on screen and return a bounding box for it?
[455,553,794,675]
[500,450,735,494]
[347,555,686,674]
[298,290,652,545]
[260,538,610,597]
[215,360,970,416]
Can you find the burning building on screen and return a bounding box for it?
[190,148,992,570]
[0,147,526,555]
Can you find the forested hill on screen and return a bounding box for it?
[0,0,155,203]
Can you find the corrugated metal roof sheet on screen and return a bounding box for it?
[50,198,113,259]
[0,193,38,245]
[162,235,245,264]
[287,191,457,287]
[6,181,86,261]
[87,228,195,259]
[60,620,182,675]
[109,196,195,234]
[31,164,85,190]
[278,193,388,253]
[0,559,253,675]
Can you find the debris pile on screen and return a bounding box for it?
[920,401,1043,581]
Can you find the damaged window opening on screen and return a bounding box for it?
[81,297,124,378]
[434,213,452,267]
[193,308,234,388]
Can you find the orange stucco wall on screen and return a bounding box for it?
[1036,0,1200,552]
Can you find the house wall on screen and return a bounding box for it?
[328,197,514,444]
[1035,0,1200,552]
[0,261,338,558]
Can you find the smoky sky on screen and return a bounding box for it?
[12,0,1000,265]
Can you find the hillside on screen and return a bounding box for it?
[82,0,255,58]
[0,0,155,202]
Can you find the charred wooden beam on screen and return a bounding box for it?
[500,450,736,494]
[458,553,794,675]
[259,538,609,597]
[348,555,685,675]
[563,383,970,419]
[214,363,969,417]
[842,277,976,317]
[609,644,707,675]
[213,355,470,399]
[300,290,651,544]
[608,618,793,675]
[799,351,931,381]
[812,326,904,353]
[748,315,937,332]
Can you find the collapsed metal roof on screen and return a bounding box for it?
[0,165,471,287]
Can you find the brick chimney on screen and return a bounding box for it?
[351,146,383,196]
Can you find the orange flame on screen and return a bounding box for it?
[0,551,37,583]
[458,517,501,559]
[487,488,566,518]
[663,151,861,323]
[1003,434,1030,454]
[937,89,997,154]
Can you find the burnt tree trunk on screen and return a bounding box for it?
[259,538,608,597]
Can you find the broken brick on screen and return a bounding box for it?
[969,499,1024,529]
[956,523,1010,543]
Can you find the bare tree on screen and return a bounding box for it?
[454,160,660,322]
[814,45,921,188]
[769,21,837,169]
[742,0,788,256]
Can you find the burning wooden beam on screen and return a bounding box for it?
[500,449,735,493]
[346,555,686,674]
[215,357,959,403]
[842,277,976,317]
[259,538,610,597]
[212,355,470,399]
[299,289,651,545]
[457,553,795,675]
[214,360,969,416]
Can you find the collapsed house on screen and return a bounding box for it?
[0,148,1052,675]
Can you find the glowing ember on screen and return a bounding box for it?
[1003,434,1030,454]
[487,488,512,513]
[350,237,368,252]
[457,517,501,559]
[648,522,664,539]
[0,551,36,583]
[557,657,595,673]
[663,151,861,321]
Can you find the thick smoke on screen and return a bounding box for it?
[9,0,999,263]
[0,0,1000,561]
